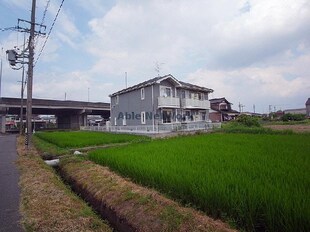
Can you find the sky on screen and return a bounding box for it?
[0,0,309,113]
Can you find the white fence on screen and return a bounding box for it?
[81,122,221,134]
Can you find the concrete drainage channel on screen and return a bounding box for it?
[43,152,136,232]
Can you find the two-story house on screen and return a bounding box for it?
[109,74,213,128]
[209,97,239,122]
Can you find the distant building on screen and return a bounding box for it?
[283,108,306,115]
[242,112,264,117]
[209,97,239,122]
[274,110,284,119]
[306,98,310,118]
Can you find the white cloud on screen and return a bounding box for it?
[80,0,310,111]
[32,70,113,102]
[187,53,310,112]
[1,0,309,112]
[85,0,310,73]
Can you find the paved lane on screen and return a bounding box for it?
[0,134,23,232]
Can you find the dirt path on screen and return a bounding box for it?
[264,124,310,133]
[16,137,113,232]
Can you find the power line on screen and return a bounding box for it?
[34,0,65,67]
[35,0,51,47]
[41,0,51,25]
[0,26,17,32]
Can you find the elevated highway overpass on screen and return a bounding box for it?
[0,97,110,133]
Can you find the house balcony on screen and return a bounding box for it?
[158,97,180,108]
[181,98,210,109]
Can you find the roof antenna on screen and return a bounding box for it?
[125,72,128,88]
[154,61,164,77]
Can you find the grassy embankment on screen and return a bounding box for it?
[16,136,112,232]
[89,133,310,232]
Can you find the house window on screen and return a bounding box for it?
[141,111,146,124]
[141,88,145,100]
[184,111,192,121]
[163,110,172,123]
[192,93,199,100]
[166,88,171,97]
[201,112,206,121]
[160,86,172,97]
[115,95,119,105]
[181,90,185,99]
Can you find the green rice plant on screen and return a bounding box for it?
[221,122,295,134]
[88,133,310,232]
[35,131,149,148]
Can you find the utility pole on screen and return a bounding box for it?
[5,0,45,147]
[253,104,255,114]
[238,102,245,113]
[0,50,2,97]
[26,0,36,148]
[19,33,26,135]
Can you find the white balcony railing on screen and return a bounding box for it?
[181,98,210,109]
[158,97,180,108]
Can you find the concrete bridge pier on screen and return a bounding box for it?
[0,115,5,133]
[56,110,90,130]
[0,107,6,133]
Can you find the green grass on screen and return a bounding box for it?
[88,133,310,232]
[262,119,310,125]
[33,135,69,156]
[35,131,149,149]
[220,123,295,134]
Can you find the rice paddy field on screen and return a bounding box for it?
[89,133,310,232]
[35,131,148,148]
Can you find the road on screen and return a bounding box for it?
[0,134,23,232]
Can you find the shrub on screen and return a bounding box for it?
[236,114,260,127]
[282,113,305,122]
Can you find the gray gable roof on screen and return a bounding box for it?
[110,74,213,97]
[210,97,232,105]
[178,81,213,93]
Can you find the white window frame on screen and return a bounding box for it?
[141,111,146,124]
[123,116,126,126]
[114,117,117,126]
[180,90,186,99]
[141,88,145,100]
[115,95,119,105]
[160,86,172,97]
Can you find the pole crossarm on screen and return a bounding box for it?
[17,18,46,36]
